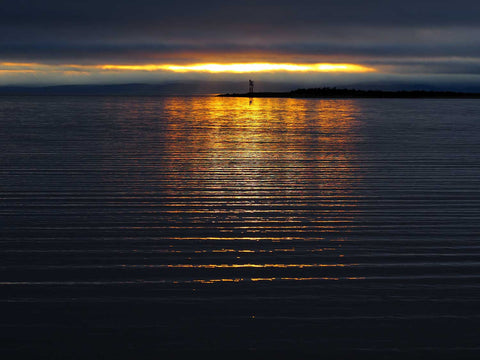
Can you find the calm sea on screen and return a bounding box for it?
[1,96,479,358]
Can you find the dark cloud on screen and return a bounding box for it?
[3,1,480,30]
[2,0,480,44]
[2,42,480,70]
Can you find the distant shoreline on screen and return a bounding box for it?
[219,87,480,99]
[2,85,480,98]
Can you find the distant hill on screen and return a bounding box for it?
[220,87,480,99]
[0,83,223,96]
[0,82,293,96]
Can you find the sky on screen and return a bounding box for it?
[1,0,480,88]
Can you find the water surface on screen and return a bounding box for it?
[1,96,479,358]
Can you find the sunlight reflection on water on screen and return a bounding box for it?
[1,96,480,355]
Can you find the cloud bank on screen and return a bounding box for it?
[1,0,480,85]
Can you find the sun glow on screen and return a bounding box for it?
[0,61,375,76]
[0,61,375,83]
[100,62,375,73]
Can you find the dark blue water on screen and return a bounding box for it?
[1,96,479,358]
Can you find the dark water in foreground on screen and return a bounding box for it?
[1,96,479,358]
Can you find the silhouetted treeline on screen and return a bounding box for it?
[220,87,480,99]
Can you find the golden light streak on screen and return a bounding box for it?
[0,70,37,73]
[100,62,375,73]
[0,62,40,67]
[0,62,92,74]
[165,263,353,268]
[0,61,375,75]
[193,277,366,284]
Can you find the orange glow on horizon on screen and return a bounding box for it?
[0,61,375,75]
[0,62,41,67]
[100,62,375,73]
